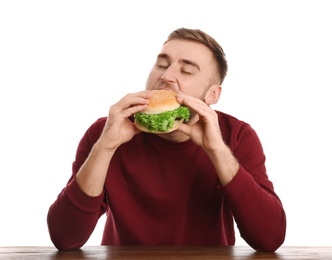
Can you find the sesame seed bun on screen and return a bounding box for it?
[143,90,180,114]
[134,90,186,134]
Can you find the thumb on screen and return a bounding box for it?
[177,123,191,136]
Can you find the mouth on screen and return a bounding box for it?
[154,83,179,93]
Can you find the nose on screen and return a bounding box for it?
[160,65,177,83]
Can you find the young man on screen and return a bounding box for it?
[47,28,286,252]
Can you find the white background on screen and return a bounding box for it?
[1,0,331,248]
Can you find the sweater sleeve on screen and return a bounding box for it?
[47,118,107,251]
[223,122,286,252]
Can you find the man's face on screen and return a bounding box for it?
[146,39,219,99]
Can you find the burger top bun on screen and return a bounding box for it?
[144,90,180,114]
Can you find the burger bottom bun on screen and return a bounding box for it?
[134,119,184,134]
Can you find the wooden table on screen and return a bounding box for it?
[0,246,331,259]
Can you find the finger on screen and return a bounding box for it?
[120,91,151,109]
[123,104,149,119]
[177,93,214,121]
[177,92,207,110]
[177,123,191,136]
[111,91,151,116]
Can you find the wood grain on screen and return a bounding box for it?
[0,246,331,259]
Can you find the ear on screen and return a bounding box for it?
[204,84,222,105]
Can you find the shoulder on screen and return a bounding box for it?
[216,110,249,130]
[215,111,258,147]
[90,117,107,129]
[83,117,107,144]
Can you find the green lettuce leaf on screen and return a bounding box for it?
[135,106,190,132]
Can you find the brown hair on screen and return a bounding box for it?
[165,28,228,85]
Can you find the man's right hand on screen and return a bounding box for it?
[96,91,151,152]
[75,91,151,197]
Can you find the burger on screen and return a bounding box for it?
[134,90,190,133]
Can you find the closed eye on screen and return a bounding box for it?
[156,54,170,69]
[158,64,169,69]
[181,69,193,75]
[180,60,199,75]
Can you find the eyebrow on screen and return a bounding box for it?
[157,54,201,71]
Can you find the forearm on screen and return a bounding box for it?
[208,137,286,251]
[48,137,116,250]
[205,141,240,186]
[224,168,286,252]
[47,178,105,250]
[76,141,116,197]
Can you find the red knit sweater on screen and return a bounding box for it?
[47,111,286,252]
